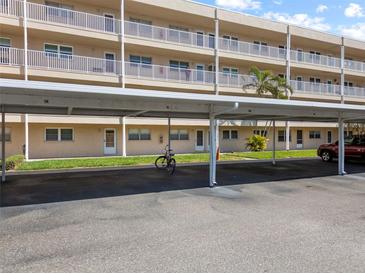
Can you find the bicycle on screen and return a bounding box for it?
[155,145,176,175]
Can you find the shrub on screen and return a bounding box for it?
[0,155,24,171]
[246,135,268,152]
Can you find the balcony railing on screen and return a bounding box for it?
[0,0,22,16]
[344,59,365,73]
[219,73,255,88]
[290,50,341,69]
[125,62,215,85]
[290,80,341,96]
[0,46,24,65]
[344,86,365,98]
[124,21,213,49]
[219,38,286,60]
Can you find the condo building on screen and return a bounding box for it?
[1,0,364,159]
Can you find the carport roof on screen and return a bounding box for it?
[1,79,365,122]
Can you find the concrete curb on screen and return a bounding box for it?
[5,157,319,177]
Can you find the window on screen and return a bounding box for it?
[310,77,321,84]
[170,129,189,141]
[0,127,11,142]
[279,45,286,56]
[0,37,10,47]
[278,130,291,142]
[44,44,73,58]
[169,60,189,69]
[344,81,353,87]
[128,129,151,141]
[129,55,152,65]
[45,128,73,141]
[310,51,321,63]
[45,1,73,18]
[222,67,239,77]
[253,130,268,137]
[129,17,152,25]
[223,130,238,140]
[169,25,189,32]
[309,131,321,139]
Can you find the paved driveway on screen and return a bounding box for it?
[1,159,365,272]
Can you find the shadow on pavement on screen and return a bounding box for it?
[1,159,365,207]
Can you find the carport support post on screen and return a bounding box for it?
[122,116,126,157]
[338,118,346,175]
[209,114,217,187]
[1,111,6,183]
[272,120,276,166]
[285,25,291,151]
[168,117,171,151]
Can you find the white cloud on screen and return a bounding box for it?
[263,12,331,32]
[344,3,364,18]
[316,4,328,13]
[273,0,282,5]
[339,23,365,41]
[215,0,261,10]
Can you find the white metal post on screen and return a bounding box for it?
[23,0,30,161]
[120,0,125,88]
[338,117,346,175]
[285,25,291,151]
[272,120,276,166]
[209,113,217,187]
[1,111,6,183]
[340,37,345,104]
[122,116,126,157]
[214,9,220,158]
[168,117,171,151]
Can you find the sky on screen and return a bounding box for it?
[194,0,365,40]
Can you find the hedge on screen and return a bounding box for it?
[0,155,24,171]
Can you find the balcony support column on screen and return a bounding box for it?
[285,25,291,151]
[340,37,345,104]
[272,120,276,166]
[209,111,217,188]
[23,0,30,161]
[120,0,125,89]
[338,117,346,175]
[214,9,220,159]
[1,109,6,183]
[122,116,126,157]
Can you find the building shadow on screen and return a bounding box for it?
[1,159,365,207]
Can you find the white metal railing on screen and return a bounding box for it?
[0,46,24,65]
[219,38,287,60]
[291,80,341,96]
[0,0,22,16]
[26,1,120,33]
[125,21,213,49]
[344,86,365,98]
[290,50,341,69]
[219,73,255,88]
[344,59,365,73]
[125,62,215,85]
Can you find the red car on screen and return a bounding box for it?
[317,135,365,162]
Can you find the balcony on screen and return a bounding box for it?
[290,80,340,96]
[2,46,365,99]
[219,38,286,60]
[290,50,341,69]
[344,59,365,73]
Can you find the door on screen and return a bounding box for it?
[208,34,215,49]
[327,131,332,143]
[196,31,204,47]
[105,53,115,73]
[196,130,204,151]
[196,64,204,82]
[104,14,115,32]
[296,76,303,90]
[296,130,303,149]
[104,129,116,155]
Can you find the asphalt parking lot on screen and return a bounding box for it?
[1,159,365,272]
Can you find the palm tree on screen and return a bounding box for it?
[244,66,293,99]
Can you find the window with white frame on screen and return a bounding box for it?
[0,37,11,47]
[278,130,291,142]
[128,129,151,141]
[129,17,152,25]
[170,129,189,141]
[44,43,73,58]
[129,55,152,65]
[45,128,73,141]
[309,131,321,139]
[0,127,11,142]
[45,1,73,18]
[223,67,239,77]
[223,130,238,140]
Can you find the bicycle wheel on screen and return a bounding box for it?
[167,158,176,175]
[155,156,168,169]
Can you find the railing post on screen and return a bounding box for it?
[285,25,291,151]
[341,37,345,104]
[120,0,125,88]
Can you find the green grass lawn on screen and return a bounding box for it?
[15,149,317,171]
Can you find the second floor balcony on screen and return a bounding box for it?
[1,46,365,99]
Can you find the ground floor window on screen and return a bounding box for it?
[45,128,74,141]
[128,129,151,141]
[309,131,321,139]
[0,127,11,142]
[278,130,291,142]
[223,130,238,140]
[170,129,189,140]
